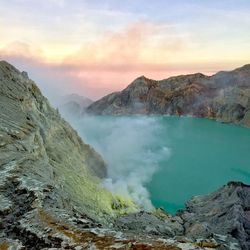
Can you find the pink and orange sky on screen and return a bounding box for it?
[1,0,250,101]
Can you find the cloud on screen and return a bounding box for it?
[1,21,247,102]
[0,22,186,100]
[0,41,44,61]
[65,21,185,66]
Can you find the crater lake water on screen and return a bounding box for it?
[76,116,250,214]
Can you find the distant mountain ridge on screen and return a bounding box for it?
[59,93,93,117]
[62,93,93,107]
[87,64,250,127]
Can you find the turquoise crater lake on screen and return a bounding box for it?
[77,116,250,214]
[146,116,250,213]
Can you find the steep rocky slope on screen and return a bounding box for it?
[0,61,137,249]
[86,65,250,127]
[0,61,250,249]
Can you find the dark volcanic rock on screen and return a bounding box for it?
[116,182,250,249]
[179,182,250,249]
[87,65,250,127]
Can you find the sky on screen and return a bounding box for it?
[1,0,250,101]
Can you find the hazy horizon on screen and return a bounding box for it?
[1,0,250,101]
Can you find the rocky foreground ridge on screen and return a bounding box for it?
[0,61,250,249]
[87,65,250,127]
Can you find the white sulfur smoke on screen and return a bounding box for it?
[68,115,171,210]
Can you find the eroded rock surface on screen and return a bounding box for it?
[0,61,137,249]
[179,182,250,250]
[114,183,250,249]
[87,65,250,127]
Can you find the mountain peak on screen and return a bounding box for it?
[0,60,19,73]
[0,60,29,78]
[135,75,150,81]
[87,63,250,127]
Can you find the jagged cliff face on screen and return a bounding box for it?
[0,61,138,248]
[87,65,250,127]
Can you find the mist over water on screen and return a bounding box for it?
[66,114,250,213]
[75,115,171,210]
